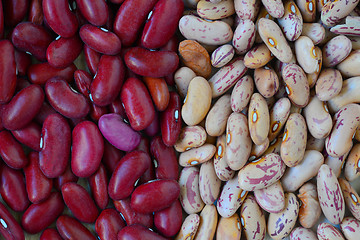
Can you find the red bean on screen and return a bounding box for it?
[84,44,101,75]
[11,22,53,61]
[160,92,182,146]
[131,179,180,213]
[0,131,28,169]
[90,103,108,122]
[120,77,155,131]
[90,55,125,106]
[0,164,29,212]
[56,215,97,240]
[141,0,184,49]
[27,62,77,85]
[88,164,109,209]
[108,151,150,200]
[42,0,78,38]
[24,152,52,205]
[164,73,176,86]
[117,224,168,240]
[109,96,127,119]
[74,69,92,99]
[46,35,83,68]
[39,114,71,178]
[11,121,41,151]
[3,0,29,27]
[54,164,79,190]
[14,49,32,77]
[125,47,179,78]
[103,141,125,174]
[113,0,158,46]
[15,77,31,92]
[0,202,25,240]
[21,192,65,234]
[154,200,182,237]
[143,77,170,112]
[113,198,154,228]
[76,0,108,26]
[1,84,44,131]
[95,208,126,240]
[0,40,16,104]
[144,111,160,137]
[61,182,99,223]
[29,0,44,25]
[40,228,62,240]
[34,101,57,125]
[45,77,90,119]
[160,35,179,52]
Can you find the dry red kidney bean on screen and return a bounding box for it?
[0,130,28,169]
[54,164,79,190]
[150,136,179,180]
[117,224,168,240]
[125,47,179,78]
[0,163,29,212]
[90,103,108,122]
[113,0,158,46]
[61,182,99,223]
[95,208,126,240]
[71,121,104,177]
[1,84,44,130]
[80,24,122,55]
[141,0,184,49]
[14,49,32,77]
[120,77,156,131]
[160,35,179,52]
[24,152,53,204]
[131,179,180,213]
[3,0,28,27]
[90,55,125,106]
[102,141,124,173]
[27,62,77,85]
[143,77,170,112]
[15,77,32,92]
[75,0,108,26]
[88,164,109,209]
[46,35,83,68]
[108,151,150,200]
[34,102,57,125]
[83,44,101,75]
[0,202,24,240]
[42,0,78,38]
[108,96,127,118]
[11,22,53,61]
[0,40,16,104]
[21,192,65,234]
[56,215,97,240]
[154,200,182,237]
[29,0,44,25]
[45,77,90,119]
[11,121,41,151]
[40,228,62,240]
[144,111,160,137]
[74,69,92,98]
[39,113,71,178]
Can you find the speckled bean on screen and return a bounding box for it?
[323,35,352,67]
[175,214,200,240]
[290,227,318,240]
[211,44,235,68]
[301,23,325,44]
[205,94,232,137]
[175,126,207,152]
[194,204,217,240]
[179,167,204,214]
[325,150,350,178]
[232,19,256,55]
[297,183,322,229]
[197,0,235,20]
[248,93,270,145]
[240,195,266,240]
[321,0,359,26]
[174,67,196,98]
[234,0,259,21]
[254,180,285,213]
[249,138,270,160]
[340,217,360,240]
[199,160,221,205]
[216,214,242,240]
[262,0,285,18]
[213,134,235,181]
[344,143,360,182]
[268,97,291,141]
[254,66,279,98]
[306,135,325,152]
[339,178,360,221]
[179,143,216,167]
[244,43,274,69]
[327,77,360,113]
[315,68,343,101]
[296,0,316,22]
[337,50,360,78]
[295,36,318,74]
[230,75,254,113]
[317,222,345,240]
[277,0,303,41]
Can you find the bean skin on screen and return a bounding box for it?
[0,40,16,104]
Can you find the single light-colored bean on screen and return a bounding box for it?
[301,23,326,45]
[307,46,323,88]
[197,0,235,20]
[344,143,360,182]
[216,213,242,240]
[298,183,322,229]
[340,217,360,240]
[254,180,285,213]
[175,125,207,152]
[249,138,270,161]
[234,0,259,21]
[295,36,318,74]
[306,135,325,152]
[254,6,274,44]
[205,94,232,137]
[325,150,350,178]
[290,227,318,240]
[268,97,291,142]
[240,195,266,240]
[232,19,256,55]
[339,178,360,221]
[175,214,200,240]
[194,204,217,240]
[315,68,343,101]
[230,75,254,113]
[277,0,303,41]
[199,159,221,205]
[322,35,352,67]
[174,67,196,98]
[337,50,360,78]
[244,43,274,69]
[254,66,280,98]
[321,0,359,26]
[213,134,235,181]
[262,0,285,18]
[327,77,360,113]
[296,0,316,22]
[349,36,360,50]
[317,222,345,240]
[248,93,270,145]
[179,143,216,167]
[211,44,235,68]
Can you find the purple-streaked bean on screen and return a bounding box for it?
[98,114,140,152]
[337,50,360,78]
[230,75,254,113]
[225,112,251,170]
[160,92,181,146]
[244,43,274,69]
[240,195,266,240]
[306,135,325,151]
[199,160,221,205]
[95,208,125,240]
[323,35,352,67]
[238,153,286,191]
[232,19,256,55]
[182,76,212,126]
[88,164,108,209]
[56,215,96,240]
[175,214,200,240]
[117,224,167,240]
[281,150,324,192]
[262,0,285,18]
[234,0,259,21]
[315,68,343,101]
[216,214,242,239]
[295,36,318,74]
[290,227,318,240]
[214,134,235,181]
[205,94,232,137]
[321,0,359,26]
[197,0,234,20]
[344,143,360,182]
[298,183,322,229]
[0,202,25,240]
[277,0,303,41]
[296,0,316,22]
[76,0,108,26]
[174,126,207,152]
[327,77,360,113]
[268,97,291,141]
[0,131,28,169]
[254,66,280,98]
[325,104,360,157]
[179,143,216,167]
[317,164,345,224]
[248,93,270,145]
[301,23,325,44]
[339,178,360,221]
[0,40,16,104]
[267,193,299,240]
[193,204,217,240]
[249,138,269,160]
[154,200,182,237]
[46,35,82,68]
[211,44,235,68]
[340,217,360,239]
[174,67,196,98]
[325,149,350,178]
[254,180,285,213]
[317,222,345,240]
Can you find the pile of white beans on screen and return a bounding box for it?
[173,0,360,239]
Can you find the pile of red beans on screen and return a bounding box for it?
[0,0,185,239]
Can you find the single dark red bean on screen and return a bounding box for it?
[164,72,175,86]
[0,131,28,169]
[46,35,83,68]
[95,208,126,240]
[56,215,97,240]
[131,179,180,213]
[125,47,179,78]
[160,92,182,146]
[109,96,127,119]
[90,55,125,107]
[84,44,101,75]
[39,114,71,178]
[0,164,29,212]
[141,0,184,49]
[144,110,160,137]
[40,228,62,240]
[42,0,79,38]
[133,137,155,184]
[12,121,41,153]
[154,200,182,237]
[74,69,92,99]
[113,198,154,228]
[61,182,99,223]
[22,192,65,234]
[1,84,44,131]
[15,77,31,92]
[0,40,16,104]
[108,151,150,200]
[24,152,53,204]
[14,49,32,77]
[27,62,77,85]
[88,164,109,209]
[90,103,108,122]
[143,77,170,111]
[45,77,90,119]
[54,164,79,190]
[0,202,25,240]
[34,101,57,125]
[150,136,179,180]
[71,121,104,178]
[120,77,155,131]
[117,224,167,240]
[29,0,44,25]
[160,35,179,52]
[75,0,108,26]
[134,136,150,155]
[113,0,158,46]
[103,141,125,174]
[11,22,53,61]
[3,0,29,27]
